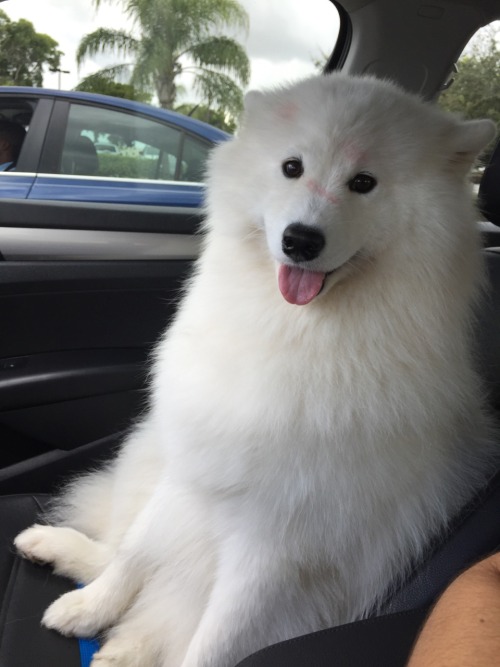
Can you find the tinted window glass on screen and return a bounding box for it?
[60,103,183,181]
[0,98,36,128]
[0,97,35,171]
[179,135,210,182]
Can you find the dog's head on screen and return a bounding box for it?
[207,73,495,305]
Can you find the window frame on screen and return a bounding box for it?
[38,99,212,186]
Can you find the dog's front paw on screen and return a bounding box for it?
[42,588,104,637]
[14,524,59,565]
[91,640,149,666]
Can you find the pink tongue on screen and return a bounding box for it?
[278,265,326,305]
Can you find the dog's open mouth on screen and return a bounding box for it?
[278,254,360,306]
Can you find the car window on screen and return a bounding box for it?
[439,22,500,118]
[0,97,35,172]
[438,21,500,177]
[178,135,210,182]
[58,103,208,182]
[0,98,35,128]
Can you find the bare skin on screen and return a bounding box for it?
[408,553,500,666]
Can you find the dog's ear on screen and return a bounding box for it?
[448,118,496,171]
[239,90,266,127]
[241,89,300,128]
[244,90,265,112]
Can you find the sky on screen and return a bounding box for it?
[2,0,340,102]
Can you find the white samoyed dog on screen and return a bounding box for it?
[15,73,498,667]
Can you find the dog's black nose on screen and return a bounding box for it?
[282,223,326,263]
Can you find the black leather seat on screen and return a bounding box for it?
[0,495,80,666]
[1,167,500,666]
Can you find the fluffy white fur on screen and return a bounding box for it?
[15,73,498,667]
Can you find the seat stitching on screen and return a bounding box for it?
[32,494,47,517]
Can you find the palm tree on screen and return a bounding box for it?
[77,0,250,115]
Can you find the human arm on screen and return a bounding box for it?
[407,552,500,666]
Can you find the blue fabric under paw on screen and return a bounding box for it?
[78,637,100,666]
[76,584,100,666]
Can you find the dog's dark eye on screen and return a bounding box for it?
[348,173,377,194]
[282,158,304,179]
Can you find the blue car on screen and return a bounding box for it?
[0,88,229,260]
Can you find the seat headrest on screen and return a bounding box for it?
[62,135,99,176]
[479,140,500,227]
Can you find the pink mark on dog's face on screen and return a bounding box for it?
[306,178,339,205]
[277,102,299,121]
[340,140,367,167]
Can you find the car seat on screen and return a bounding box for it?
[61,135,99,177]
[1,157,500,667]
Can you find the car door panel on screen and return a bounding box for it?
[0,259,193,492]
[0,199,201,233]
[0,228,200,261]
[29,175,205,206]
[0,90,224,492]
[1,260,191,355]
[1,390,142,453]
[0,177,35,199]
[0,349,148,410]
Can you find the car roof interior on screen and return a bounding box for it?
[335,0,500,99]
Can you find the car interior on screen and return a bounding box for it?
[61,135,99,176]
[1,0,500,665]
[0,100,34,129]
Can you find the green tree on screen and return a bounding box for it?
[175,102,236,132]
[0,9,62,86]
[438,30,500,127]
[75,72,152,103]
[77,0,250,117]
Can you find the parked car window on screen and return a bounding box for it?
[179,134,211,182]
[59,103,201,182]
[0,97,35,172]
[0,98,35,129]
